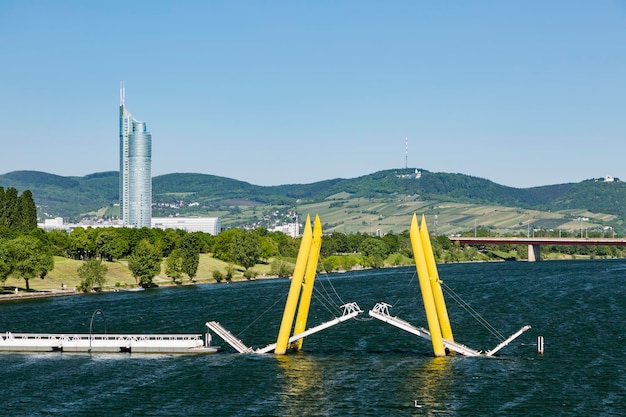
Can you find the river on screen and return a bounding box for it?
[0,259,624,416]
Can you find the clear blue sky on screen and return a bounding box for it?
[1,1,625,188]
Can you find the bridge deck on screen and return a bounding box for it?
[453,237,626,246]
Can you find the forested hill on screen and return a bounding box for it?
[0,169,624,221]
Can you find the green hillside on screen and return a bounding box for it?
[1,169,624,234]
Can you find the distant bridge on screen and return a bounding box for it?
[451,237,626,262]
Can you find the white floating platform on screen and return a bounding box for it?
[0,332,220,354]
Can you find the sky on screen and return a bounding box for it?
[1,1,625,189]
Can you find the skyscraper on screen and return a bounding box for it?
[119,84,152,228]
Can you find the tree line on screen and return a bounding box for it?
[0,187,37,236]
[0,187,50,290]
[1,187,624,292]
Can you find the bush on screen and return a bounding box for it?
[322,257,337,273]
[225,264,235,282]
[243,269,259,280]
[391,253,404,266]
[270,259,293,277]
[212,270,224,283]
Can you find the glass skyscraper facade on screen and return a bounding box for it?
[119,88,152,228]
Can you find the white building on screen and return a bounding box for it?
[151,217,221,235]
[43,217,64,230]
[269,222,300,238]
[38,218,123,232]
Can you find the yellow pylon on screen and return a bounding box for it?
[275,215,313,354]
[410,214,446,357]
[291,214,323,351]
[419,214,455,346]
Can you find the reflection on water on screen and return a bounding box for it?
[408,356,455,414]
[276,354,327,415]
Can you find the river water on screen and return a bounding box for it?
[0,260,624,416]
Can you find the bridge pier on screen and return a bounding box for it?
[528,244,541,262]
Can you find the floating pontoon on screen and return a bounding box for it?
[0,332,219,354]
[0,310,220,354]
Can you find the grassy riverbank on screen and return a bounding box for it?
[1,254,278,293]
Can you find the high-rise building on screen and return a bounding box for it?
[119,84,152,228]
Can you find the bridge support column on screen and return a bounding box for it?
[528,244,541,262]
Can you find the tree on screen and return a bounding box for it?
[15,190,37,233]
[213,229,240,262]
[47,229,71,257]
[0,187,18,229]
[259,235,279,260]
[165,248,184,283]
[267,231,295,257]
[381,232,401,254]
[0,240,13,283]
[330,232,349,253]
[195,231,214,253]
[112,227,134,258]
[93,229,129,262]
[0,187,37,234]
[68,227,92,260]
[359,238,389,268]
[128,227,154,252]
[347,233,367,253]
[178,234,200,280]
[95,232,116,261]
[111,228,130,259]
[6,235,54,290]
[232,231,261,270]
[77,259,108,292]
[161,228,183,257]
[320,236,338,257]
[128,240,162,287]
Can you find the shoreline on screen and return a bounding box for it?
[0,266,367,303]
[0,289,84,302]
[0,256,612,303]
[0,273,287,303]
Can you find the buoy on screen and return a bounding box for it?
[537,336,544,354]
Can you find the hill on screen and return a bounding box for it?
[1,169,624,234]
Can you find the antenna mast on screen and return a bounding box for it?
[120,80,125,106]
[405,137,408,169]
